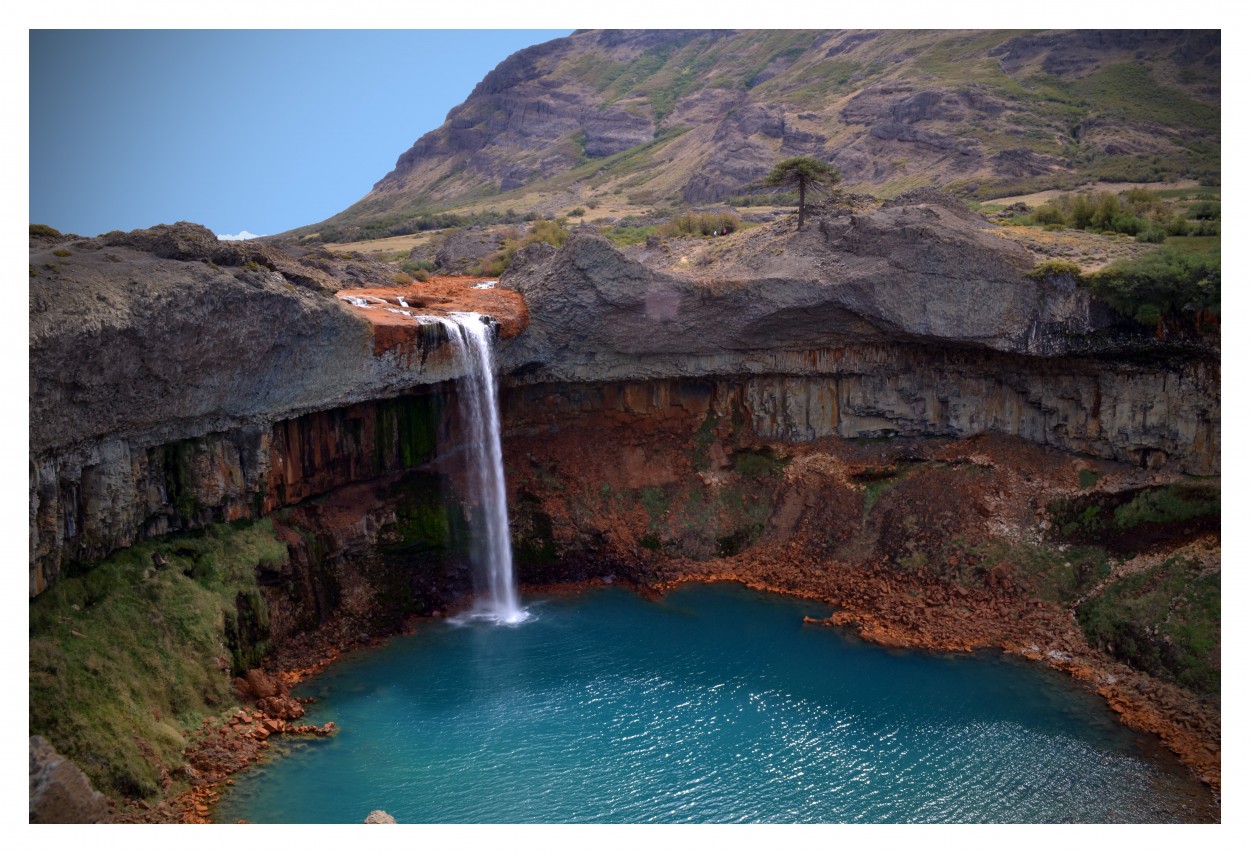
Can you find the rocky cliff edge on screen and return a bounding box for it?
[499,192,1109,382]
[29,223,522,458]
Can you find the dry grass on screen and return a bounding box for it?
[992,224,1158,273]
[325,231,441,255]
[985,180,1202,208]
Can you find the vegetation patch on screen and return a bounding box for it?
[1027,259,1083,282]
[383,471,465,557]
[1047,483,1219,554]
[373,394,443,471]
[1065,62,1219,133]
[853,466,909,516]
[659,211,740,238]
[731,448,788,478]
[1086,246,1219,333]
[29,521,288,800]
[1028,189,1177,240]
[511,491,559,565]
[1077,557,1219,695]
[969,539,1112,605]
[599,222,660,246]
[476,218,569,276]
[690,410,718,471]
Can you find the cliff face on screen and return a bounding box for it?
[498,199,1218,474]
[500,193,1069,372]
[29,201,1218,596]
[29,395,448,595]
[30,224,470,457]
[28,224,526,594]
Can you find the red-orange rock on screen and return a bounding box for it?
[244,669,279,700]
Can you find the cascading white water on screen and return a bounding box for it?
[437,312,527,624]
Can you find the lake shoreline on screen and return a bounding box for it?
[119,567,1218,823]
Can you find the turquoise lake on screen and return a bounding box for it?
[215,583,1210,823]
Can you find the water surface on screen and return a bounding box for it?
[217,583,1209,823]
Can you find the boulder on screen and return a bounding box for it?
[434,227,507,274]
[257,695,306,720]
[244,668,280,700]
[29,736,110,823]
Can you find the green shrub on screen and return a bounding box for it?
[475,218,570,276]
[401,258,436,277]
[567,207,586,218]
[1029,191,1169,240]
[1048,483,1219,541]
[728,191,800,207]
[970,540,1110,605]
[600,224,659,246]
[1187,200,1220,220]
[1112,484,1220,531]
[1068,194,1097,230]
[1027,259,1083,281]
[1135,223,1167,243]
[30,223,63,238]
[52,248,71,257]
[1086,247,1219,331]
[1124,187,1166,218]
[659,211,741,238]
[1031,204,1065,226]
[732,449,789,478]
[314,207,537,244]
[1165,214,1193,237]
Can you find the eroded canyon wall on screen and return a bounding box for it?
[31,344,1218,596]
[29,203,1219,596]
[505,352,1218,474]
[30,394,446,596]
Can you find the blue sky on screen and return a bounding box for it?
[29,30,572,238]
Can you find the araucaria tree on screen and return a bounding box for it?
[764,156,841,230]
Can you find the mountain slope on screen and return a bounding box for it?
[294,29,1219,242]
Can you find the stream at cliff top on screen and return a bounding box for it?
[215,583,1211,823]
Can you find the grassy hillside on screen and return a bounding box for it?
[285,29,1218,245]
[29,521,287,799]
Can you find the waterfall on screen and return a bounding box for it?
[438,312,527,624]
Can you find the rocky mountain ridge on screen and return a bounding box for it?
[298,29,1219,241]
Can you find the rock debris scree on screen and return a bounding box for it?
[437,312,527,624]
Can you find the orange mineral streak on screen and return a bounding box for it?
[336,276,529,357]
